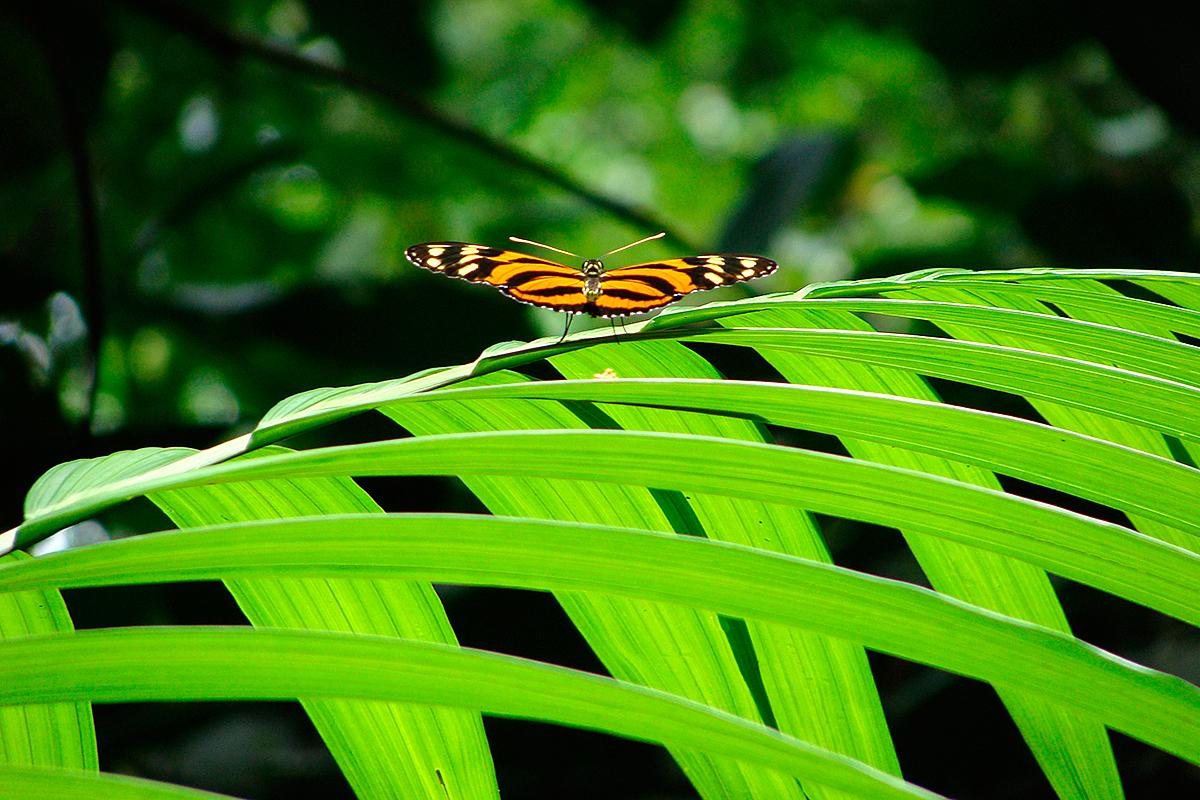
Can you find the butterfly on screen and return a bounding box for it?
[405,232,777,323]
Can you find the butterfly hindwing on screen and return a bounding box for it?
[502,275,592,314]
[587,275,682,315]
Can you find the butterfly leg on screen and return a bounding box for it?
[557,313,575,344]
[609,317,620,342]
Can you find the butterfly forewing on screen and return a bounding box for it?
[405,242,591,312]
[591,254,778,316]
[604,254,777,290]
[405,243,579,286]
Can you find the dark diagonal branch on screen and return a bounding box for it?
[122,0,701,252]
[41,31,104,437]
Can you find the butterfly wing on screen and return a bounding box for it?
[405,242,591,313]
[594,254,778,317]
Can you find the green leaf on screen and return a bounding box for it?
[150,447,498,800]
[0,552,96,771]
[880,279,1200,340]
[10,431,1196,624]
[715,304,1122,798]
[0,766,239,800]
[679,328,1200,441]
[0,627,946,800]
[394,377,1199,548]
[24,448,195,519]
[384,369,807,800]
[8,269,1200,799]
[0,515,1196,765]
[546,340,900,800]
[254,365,464,430]
[773,298,1200,387]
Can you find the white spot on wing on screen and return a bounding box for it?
[428,247,445,257]
[703,271,724,284]
[741,268,756,277]
[739,258,757,268]
[706,256,725,266]
[456,263,478,276]
[462,246,480,255]
[426,257,442,268]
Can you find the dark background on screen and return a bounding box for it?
[2,1,1198,797]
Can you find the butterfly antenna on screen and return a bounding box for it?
[509,236,579,258]
[604,231,665,256]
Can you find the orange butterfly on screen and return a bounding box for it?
[405,232,777,321]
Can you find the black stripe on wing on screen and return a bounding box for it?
[405,243,579,286]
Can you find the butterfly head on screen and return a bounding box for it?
[581,259,605,276]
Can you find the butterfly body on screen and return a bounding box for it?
[580,260,604,303]
[406,241,777,318]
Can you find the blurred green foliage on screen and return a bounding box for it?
[2,1,1199,796]
[4,0,1198,441]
